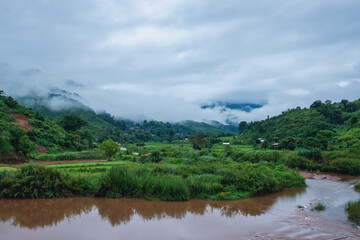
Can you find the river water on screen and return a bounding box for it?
[0,173,359,240]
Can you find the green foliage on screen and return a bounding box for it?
[57,115,87,132]
[33,150,104,161]
[261,140,270,149]
[238,121,248,134]
[280,137,296,150]
[297,149,322,162]
[8,128,36,155]
[232,151,282,164]
[0,164,100,198]
[346,200,360,225]
[239,99,360,152]
[0,159,305,201]
[285,155,312,169]
[330,158,360,175]
[98,166,138,198]
[97,166,190,201]
[0,131,14,154]
[188,132,208,150]
[284,149,360,175]
[0,164,69,198]
[0,91,95,154]
[149,151,161,163]
[355,181,360,192]
[311,202,326,211]
[17,136,36,155]
[100,139,119,160]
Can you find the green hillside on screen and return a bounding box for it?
[239,99,360,150]
[16,91,238,142]
[0,89,238,159]
[0,91,94,159]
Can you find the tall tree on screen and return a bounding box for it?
[188,132,208,150]
[58,115,87,132]
[100,139,119,160]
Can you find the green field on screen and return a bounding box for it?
[1,139,359,203]
[0,141,307,201]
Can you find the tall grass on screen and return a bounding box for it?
[0,164,99,198]
[97,166,189,201]
[346,200,360,225]
[0,161,305,201]
[0,164,70,198]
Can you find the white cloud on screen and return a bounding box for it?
[285,89,310,96]
[101,26,191,48]
[336,81,351,88]
[0,0,360,123]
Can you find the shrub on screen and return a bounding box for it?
[298,149,322,162]
[98,166,189,201]
[311,202,326,211]
[0,164,70,198]
[139,174,189,201]
[346,200,360,225]
[355,181,360,192]
[330,158,360,175]
[186,174,224,198]
[98,166,138,198]
[285,155,313,169]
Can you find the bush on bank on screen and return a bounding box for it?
[0,162,305,201]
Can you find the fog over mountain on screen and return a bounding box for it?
[1,1,360,123]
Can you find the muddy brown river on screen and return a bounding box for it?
[0,173,360,239]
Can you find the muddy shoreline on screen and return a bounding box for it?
[300,171,358,181]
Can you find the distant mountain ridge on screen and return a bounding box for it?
[13,88,238,137]
[0,63,239,135]
[201,102,264,112]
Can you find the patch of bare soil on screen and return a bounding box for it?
[35,144,48,154]
[10,114,34,131]
[10,114,48,154]
[300,171,343,181]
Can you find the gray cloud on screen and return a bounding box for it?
[0,0,359,123]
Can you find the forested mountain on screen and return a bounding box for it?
[239,99,360,150]
[0,90,94,158]
[0,89,238,158]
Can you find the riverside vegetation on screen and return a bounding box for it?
[1,90,360,222]
[0,156,305,201]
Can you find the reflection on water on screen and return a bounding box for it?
[1,176,360,240]
[0,198,93,229]
[0,187,305,229]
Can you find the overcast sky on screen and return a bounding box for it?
[1,0,360,123]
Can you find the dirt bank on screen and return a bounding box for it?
[300,171,343,181]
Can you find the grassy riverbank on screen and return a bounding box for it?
[0,162,305,201]
[346,200,360,225]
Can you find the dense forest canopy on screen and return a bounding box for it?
[239,99,360,150]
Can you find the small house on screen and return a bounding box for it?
[273,143,279,150]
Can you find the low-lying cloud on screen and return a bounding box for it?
[0,0,359,124]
